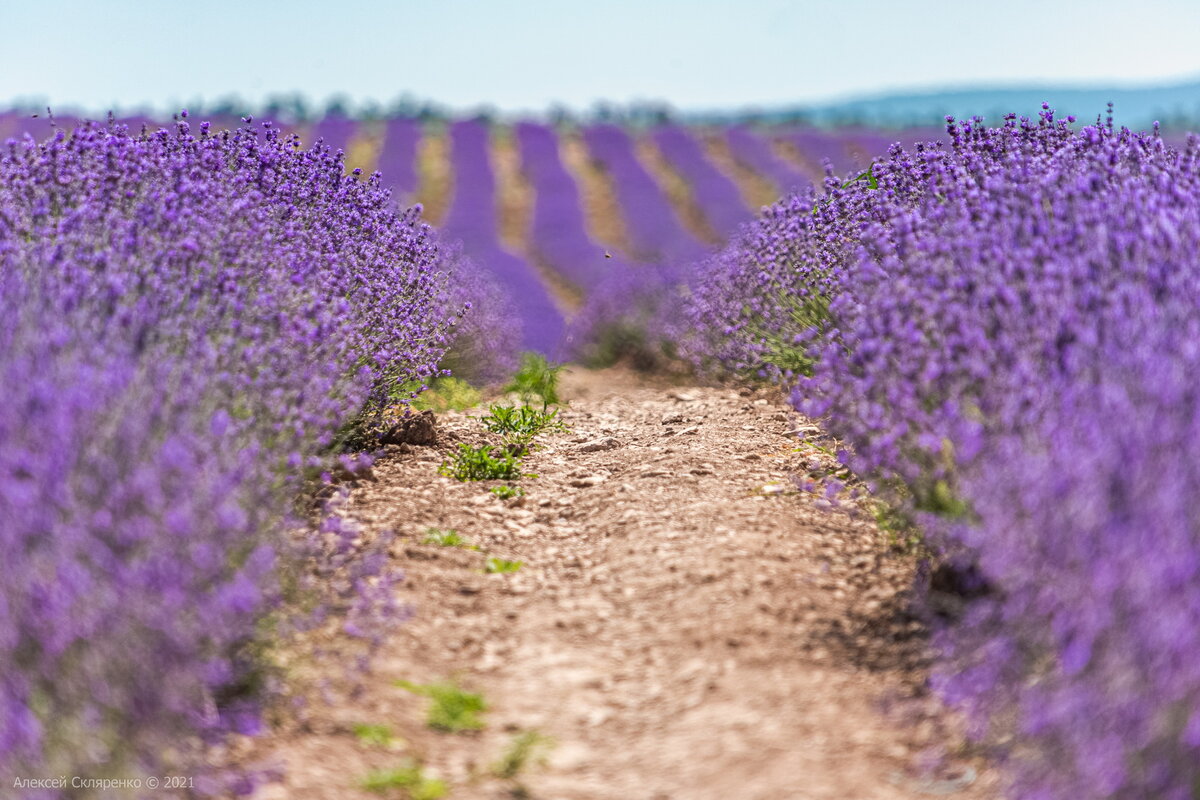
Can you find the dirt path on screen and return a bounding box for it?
[239,367,999,800]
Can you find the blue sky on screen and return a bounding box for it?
[2,0,1198,114]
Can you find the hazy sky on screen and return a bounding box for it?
[2,0,1198,114]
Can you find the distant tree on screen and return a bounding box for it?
[547,103,576,126]
[323,93,353,119]
[262,92,309,122]
[387,93,420,119]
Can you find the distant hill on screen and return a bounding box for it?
[688,79,1200,134]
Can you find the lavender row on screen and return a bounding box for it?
[683,109,1200,797]
[443,119,563,355]
[0,116,503,783]
[310,112,358,155]
[582,124,709,265]
[725,125,810,197]
[514,121,618,292]
[650,125,750,239]
[377,117,422,201]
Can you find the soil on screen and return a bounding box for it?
[233,366,1000,800]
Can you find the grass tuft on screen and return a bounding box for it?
[396,679,487,733]
[361,761,447,799]
[411,376,482,413]
[503,352,564,410]
[439,443,522,481]
[485,557,524,574]
[421,528,471,548]
[492,729,555,780]
[481,404,565,445]
[353,723,395,747]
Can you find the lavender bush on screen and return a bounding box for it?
[0,114,481,784]
[686,108,1200,797]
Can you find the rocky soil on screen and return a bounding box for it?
[234,366,999,800]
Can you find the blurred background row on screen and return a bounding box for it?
[9,103,1193,354]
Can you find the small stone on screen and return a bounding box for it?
[660,411,686,425]
[576,436,620,453]
[784,425,822,438]
[638,469,671,478]
[571,475,608,488]
[381,409,438,446]
[668,391,698,402]
[330,464,376,483]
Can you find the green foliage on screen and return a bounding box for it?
[489,485,524,500]
[353,723,395,747]
[421,528,471,548]
[750,291,831,379]
[841,162,879,190]
[914,478,974,520]
[492,730,555,780]
[579,320,678,372]
[361,762,448,799]
[503,352,564,409]
[439,443,522,481]
[485,557,523,574]
[873,501,925,553]
[481,404,565,445]
[412,377,482,413]
[396,679,487,733]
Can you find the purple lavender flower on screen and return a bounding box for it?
[725,124,810,197]
[650,124,750,239]
[0,115,490,782]
[583,123,709,265]
[685,108,1200,796]
[443,119,565,355]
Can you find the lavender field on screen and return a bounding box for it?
[3,104,1200,798]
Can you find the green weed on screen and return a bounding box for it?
[421,528,470,548]
[485,557,523,574]
[492,730,555,780]
[489,485,524,500]
[396,680,487,733]
[841,162,879,190]
[439,443,522,481]
[361,761,447,799]
[914,478,974,521]
[503,352,564,410]
[752,292,831,379]
[481,404,565,444]
[353,723,395,747]
[412,377,481,413]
